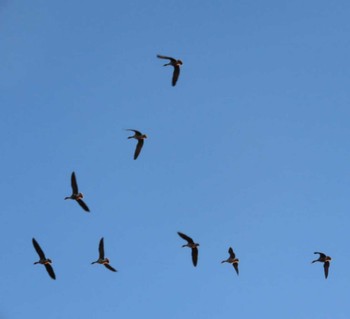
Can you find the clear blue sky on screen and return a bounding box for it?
[1,0,350,318]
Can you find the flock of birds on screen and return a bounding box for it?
[32,55,332,281]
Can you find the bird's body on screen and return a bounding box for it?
[177,232,199,267]
[221,247,239,275]
[91,238,117,272]
[32,238,56,280]
[126,129,147,160]
[157,55,183,86]
[312,252,331,279]
[65,172,90,212]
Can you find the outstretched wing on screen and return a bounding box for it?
[32,238,46,259]
[77,199,90,212]
[126,129,142,136]
[99,238,105,259]
[157,54,176,63]
[104,264,117,272]
[324,261,330,279]
[134,139,144,160]
[191,247,198,267]
[233,263,239,275]
[228,247,236,259]
[314,252,326,258]
[177,232,194,244]
[172,65,180,86]
[71,172,79,194]
[44,264,56,280]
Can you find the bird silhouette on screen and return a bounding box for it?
[177,232,199,267]
[91,237,117,272]
[221,247,239,275]
[32,238,56,280]
[126,129,147,160]
[64,171,90,212]
[312,252,331,279]
[157,55,183,86]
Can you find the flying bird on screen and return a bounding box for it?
[157,55,183,86]
[312,252,332,279]
[91,237,117,272]
[126,129,147,160]
[221,247,239,275]
[65,171,90,212]
[32,238,56,280]
[177,232,199,267]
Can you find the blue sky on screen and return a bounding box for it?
[1,0,350,318]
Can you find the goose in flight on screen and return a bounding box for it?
[157,55,183,86]
[91,237,117,272]
[126,129,147,160]
[221,247,239,275]
[312,252,331,279]
[177,232,199,267]
[32,238,56,280]
[64,172,90,212]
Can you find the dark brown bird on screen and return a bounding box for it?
[32,238,56,280]
[312,252,331,279]
[221,247,239,275]
[157,55,183,86]
[126,129,147,160]
[177,232,199,267]
[91,237,117,272]
[65,171,90,212]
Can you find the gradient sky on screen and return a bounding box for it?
[1,1,350,318]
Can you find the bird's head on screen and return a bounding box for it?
[143,134,148,139]
[178,60,183,65]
